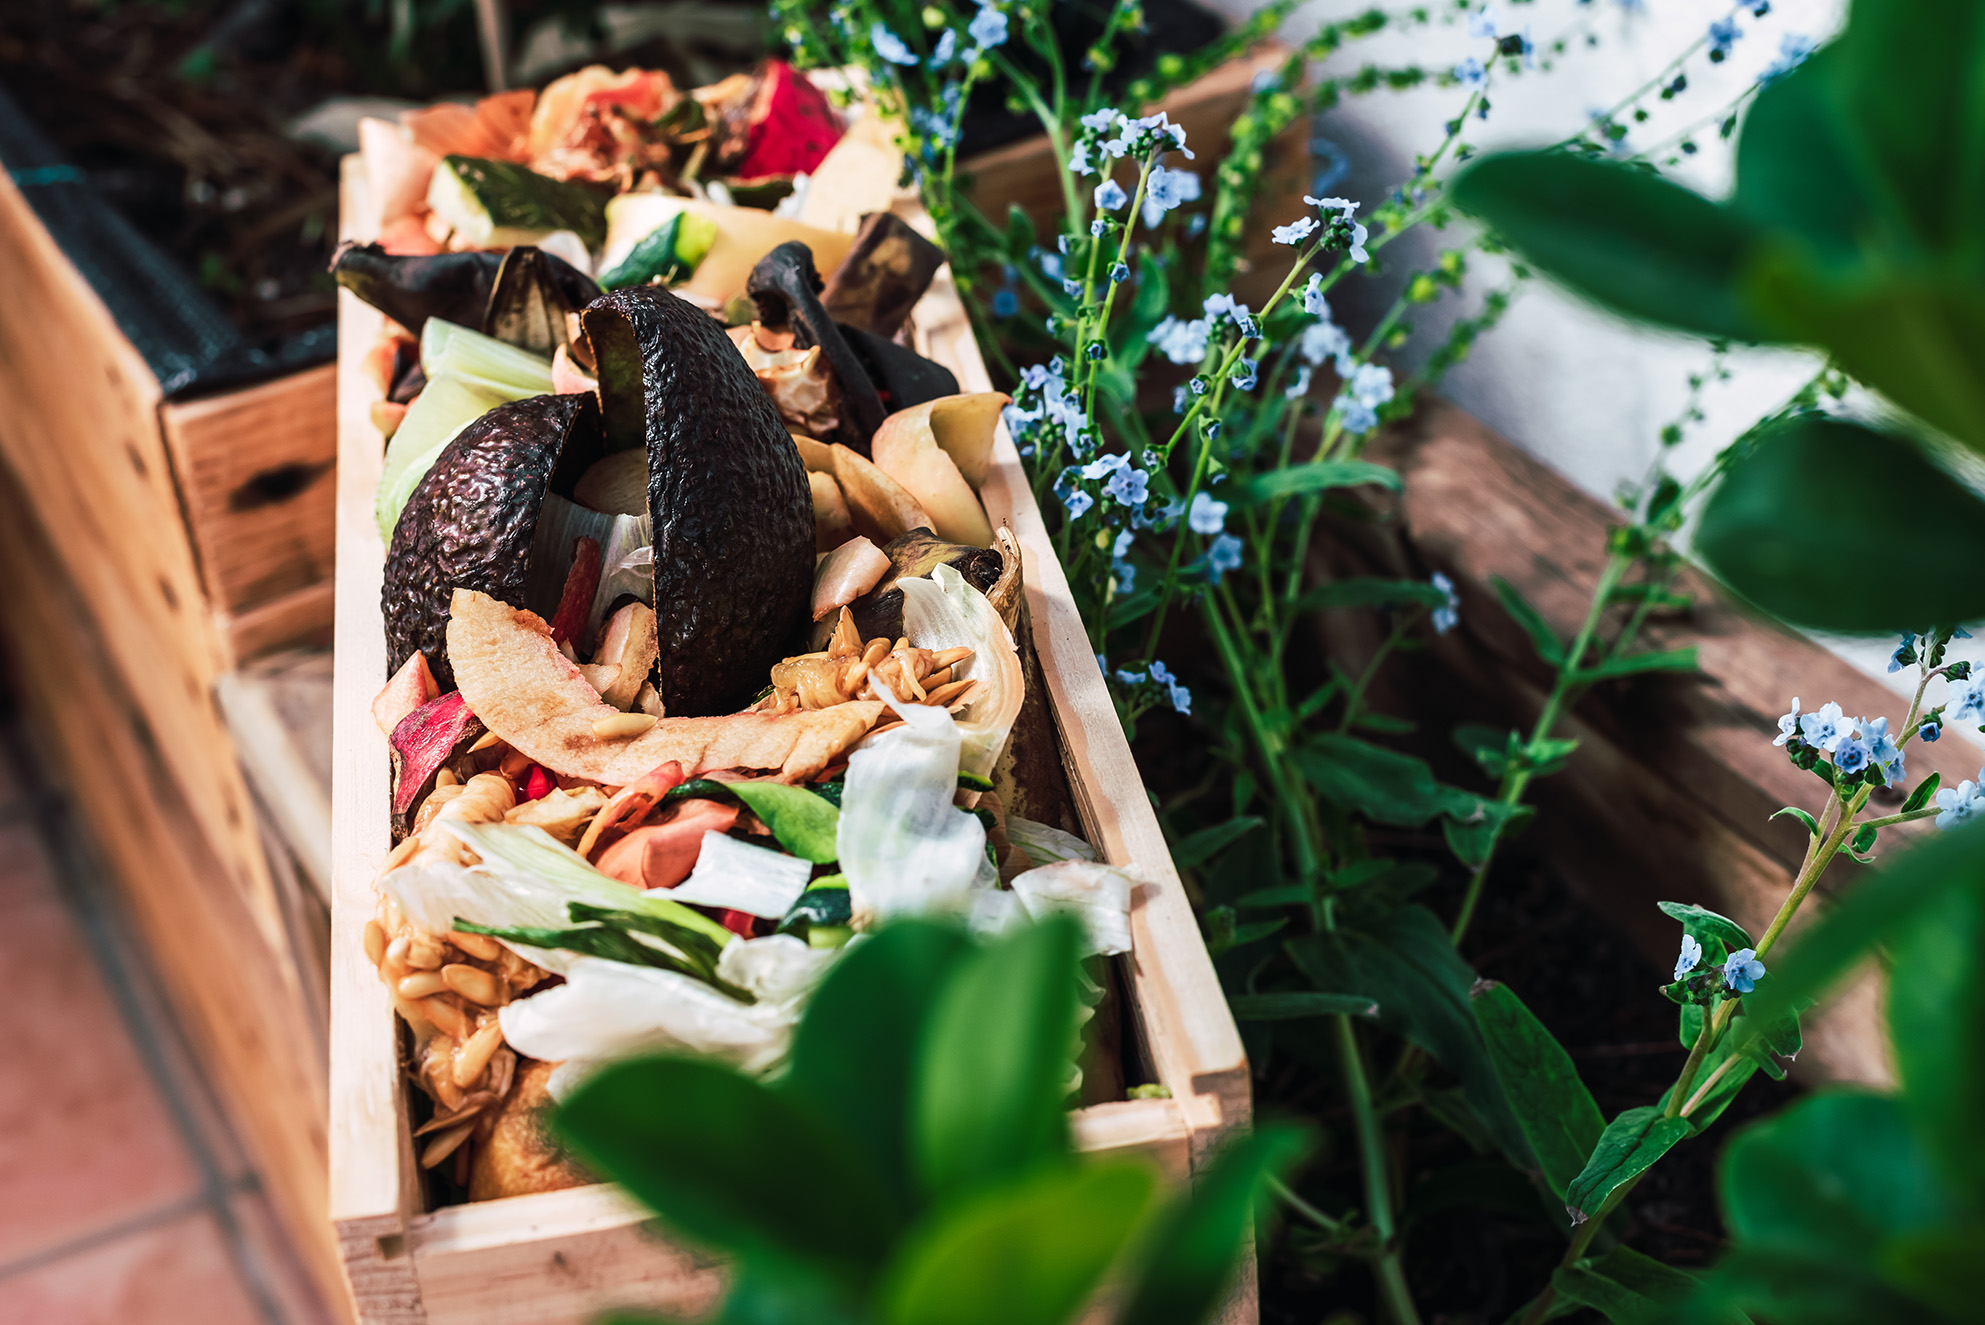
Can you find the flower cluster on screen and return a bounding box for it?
[1069,107,1193,180]
[1186,491,1244,584]
[1003,358,1089,465]
[1935,775,1985,831]
[1672,933,1768,1002]
[1114,658,1193,715]
[1431,572,1460,635]
[1772,698,1906,787]
[870,1,1009,70]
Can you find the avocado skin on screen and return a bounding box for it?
[383,392,602,690]
[585,286,813,716]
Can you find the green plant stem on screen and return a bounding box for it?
[1203,592,1321,881]
[1516,1180,1632,1325]
[1337,611,1418,735]
[1451,551,1632,944]
[1335,1013,1422,1325]
[1271,1177,1346,1236]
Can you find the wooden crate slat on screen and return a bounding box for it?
[160,362,338,624]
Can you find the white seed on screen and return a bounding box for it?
[442,963,505,1006]
[592,712,659,739]
[396,971,448,999]
[448,930,502,962]
[452,1020,505,1088]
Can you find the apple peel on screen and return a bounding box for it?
[869,394,1006,547]
[447,589,885,784]
[374,651,441,736]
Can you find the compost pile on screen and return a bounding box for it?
[341,65,1140,1200]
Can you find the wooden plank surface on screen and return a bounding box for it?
[0,169,345,1308]
[1341,400,1922,1085]
[328,155,425,1322]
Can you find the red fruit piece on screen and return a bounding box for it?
[523,765,554,801]
[390,692,484,816]
[736,61,842,182]
[548,536,602,651]
[575,760,688,860]
[716,909,759,938]
[594,800,741,890]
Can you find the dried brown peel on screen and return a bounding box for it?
[448,588,884,783]
[829,443,932,544]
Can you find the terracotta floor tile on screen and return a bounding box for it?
[0,1210,264,1325]
[0,823,201,1265]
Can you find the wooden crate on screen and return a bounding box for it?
[328,158,1250,1322]
[0,173,345,1305]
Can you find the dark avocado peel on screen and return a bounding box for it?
[331,242,601,339]
[384,391,606,691]
[581,286,816,716]
[745,242,959,455]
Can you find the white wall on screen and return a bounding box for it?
[1198,0,1933,695]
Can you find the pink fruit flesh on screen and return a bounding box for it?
[390,692,481,815]
[372,651,441,736]
[593,800,741,890]
[810,535,891,621]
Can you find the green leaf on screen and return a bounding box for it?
[1697,417,1985,632]
[1573,646,1699,683]
[1553,1244,1702,1325]
[1658,901,1756,955]
[914,917,1081,1199]
[1729,44,1877,267]
[784,921,973,1214]
[1705,1092,1957,1323]
[1885,870,1985,1191]
[876,1161,1155,1325]
[1903,771,1942,814]
[1115,1124,1312,1325]
[1563,1106,1693,1224]
[1288,906,1534,1170]
[1448,151,1771,342]
[1745,255,1985,457]
[1492,575,1566,666]
[1454,722,1517,778]
[1293,734,1478,828]
[1238,460,1403,504]
[1443,799,1534,871]
[725,781,842,863]
[1472,981,1605,1201]
[554,1056,898,1278]
[1297,577,1451,613]
[1228,991,1379,1020]
[1772,806,1821,839]
[1171,816,1264,870]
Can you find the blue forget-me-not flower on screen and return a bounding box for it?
[1722,948,1765,994]
[1674,934,1703,980]
[871,23,918,65]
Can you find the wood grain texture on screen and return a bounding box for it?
[160,363,338,622]
[1341,399,1922,1085]
[331,153,1251,1320]
[0,171,344,1308]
